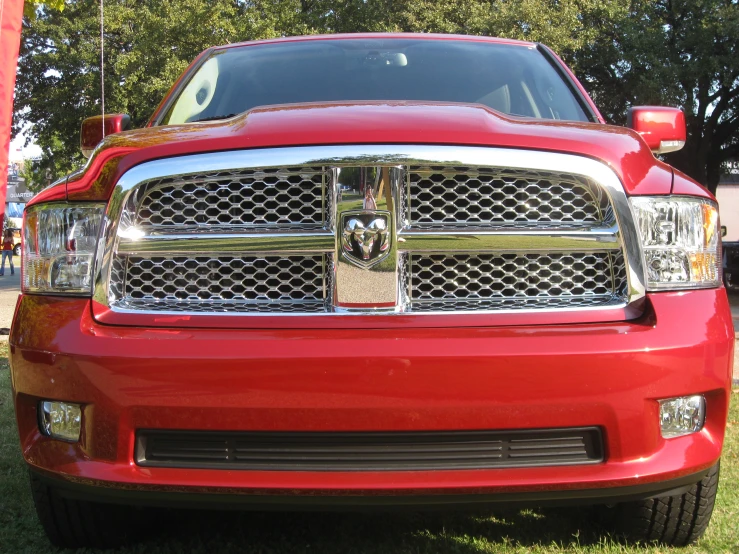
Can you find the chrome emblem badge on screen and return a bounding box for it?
[341,210,391,268]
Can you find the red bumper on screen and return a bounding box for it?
[10,289,734,500]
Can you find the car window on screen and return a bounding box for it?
[161,39,589,125]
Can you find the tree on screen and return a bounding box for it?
[14,0,282,178]
[577,0,739,193]
[14,0,739,193]
[17,158,50,194]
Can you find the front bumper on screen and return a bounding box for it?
[10,289,734,504]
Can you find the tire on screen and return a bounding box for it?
[13,244,20,256]
[602,462,720,546]
[29,471,144,548]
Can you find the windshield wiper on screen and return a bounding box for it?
[190,113,239,123]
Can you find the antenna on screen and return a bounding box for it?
[99,0,105,138]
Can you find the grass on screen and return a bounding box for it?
[0,342,737,553]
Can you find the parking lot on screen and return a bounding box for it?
[0,256,19,333]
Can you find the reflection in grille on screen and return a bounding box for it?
[409,166,605,228]
[135,167,325,228]
[409,252,627,311]
[116,255,325,312]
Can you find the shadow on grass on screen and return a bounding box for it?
[129,505,609,553]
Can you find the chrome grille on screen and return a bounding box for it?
[115,255,325,313]
[135,167,325,228]
[100,145,645,322]
[408,166,605,228]
[408,252,627,312]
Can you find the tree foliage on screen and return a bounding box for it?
[15,0,272,177]
[577,0,739,191]
[17,158,49,194]
[13,0,739,192]
[24,0,66,19]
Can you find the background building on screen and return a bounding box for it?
[717,160,739,242]
[6,160,31,228]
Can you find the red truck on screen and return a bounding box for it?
[12,34,734,548]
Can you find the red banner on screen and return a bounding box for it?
[0,0,25,224]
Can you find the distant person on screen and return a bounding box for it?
[1,229,15,276]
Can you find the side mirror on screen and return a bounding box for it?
[627,106,686,155]
[80,114,132,158]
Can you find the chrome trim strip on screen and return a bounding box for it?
[93,145,646,317]
[112,217,623,257]
[398,227,621,252]
[116,232,335,254]
[103,300,638,319]
[333,166,401,308]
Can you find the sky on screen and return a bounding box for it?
[8,132,41,163]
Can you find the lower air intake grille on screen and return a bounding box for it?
[136,428,604,471]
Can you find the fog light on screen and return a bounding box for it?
[39,401,82,442]
[659,395,705,438]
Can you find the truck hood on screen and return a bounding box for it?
[64,102,677,200]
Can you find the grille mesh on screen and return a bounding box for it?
[116,255,325,312]
[409,166,604,228]
[409,251,626,311]
[134,167,325,228]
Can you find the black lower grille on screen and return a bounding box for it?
[136,428,603,471]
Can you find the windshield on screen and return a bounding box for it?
[162,38,590,125]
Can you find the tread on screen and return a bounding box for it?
[29,470,140,548]
[603,462,720,546]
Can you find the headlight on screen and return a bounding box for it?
[22,203,105,295]
[630,196,720,290]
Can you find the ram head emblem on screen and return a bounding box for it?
[341,211,391,268]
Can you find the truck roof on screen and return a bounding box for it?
[216,33,537,52]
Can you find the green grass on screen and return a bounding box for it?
[1,343,737,553]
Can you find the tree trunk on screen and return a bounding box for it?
[705,152,723,195]
[666,143,705,187]
[664,118,716,193]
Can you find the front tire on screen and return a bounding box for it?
[602,462,720,546]
[29,471,142,548]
